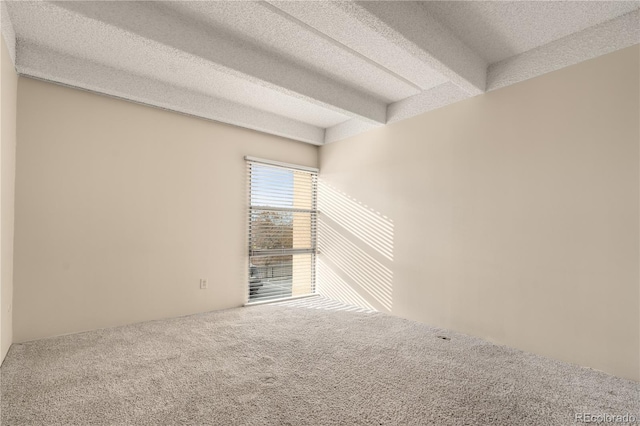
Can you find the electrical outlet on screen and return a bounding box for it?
[199,279,208,289]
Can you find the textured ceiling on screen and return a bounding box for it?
[421,1,640,64]
[1,1,638,145]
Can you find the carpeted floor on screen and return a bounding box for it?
[1,297,638,425]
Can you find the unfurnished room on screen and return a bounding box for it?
[0,1,639,425]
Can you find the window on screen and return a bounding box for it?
[246,157,318,303]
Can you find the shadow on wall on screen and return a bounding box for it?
[317,180,394,312]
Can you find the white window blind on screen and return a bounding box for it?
[246,157,318,303]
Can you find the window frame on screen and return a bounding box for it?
[245,156,319,304]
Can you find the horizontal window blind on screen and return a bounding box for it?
[247,159,317,303]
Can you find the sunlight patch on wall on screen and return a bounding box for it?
[316,258,377,312]
[316,179,394,312]
[318,180,394,260]
[318,218,393,311]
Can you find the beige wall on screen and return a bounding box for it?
[1,34,17,364]
[318,45,640,381]
[13,77,318,342]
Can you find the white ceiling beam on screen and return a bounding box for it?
[46,1,386,125]
[170,1,421,104]
[387,82,469,125]
[18,41,325,145]
[488,9,640,91]
[324,119,383,145]
[325,82,471,144]
[268,1,487,96]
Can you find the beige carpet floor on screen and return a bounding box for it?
[1,297,638,425]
